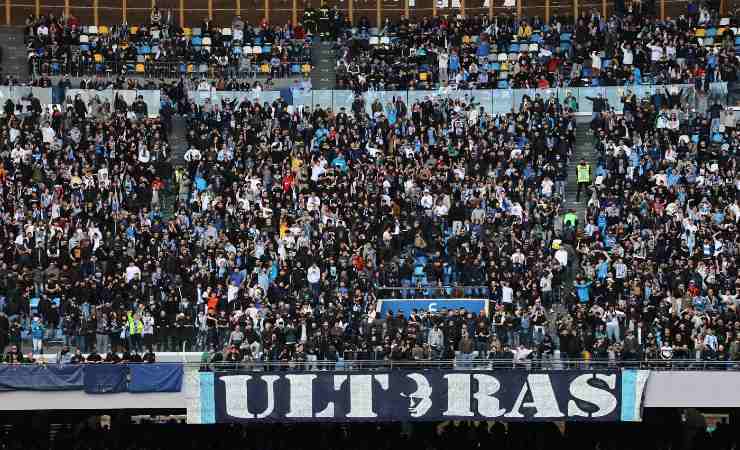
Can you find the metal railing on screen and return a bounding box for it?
[5,359,739,371]
[193,83,730,115]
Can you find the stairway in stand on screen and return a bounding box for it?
[564,122,599,226]
[160,115,189,220]
[0,27,28,79]
[310,39,336,90]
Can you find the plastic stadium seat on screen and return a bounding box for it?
[183,27,192,37]
[262,45,272,54]
[51,62,60,74]
[192,36,202,46]
[88,26,98,34]
[180,63,187,73]
[79,34,89,44]
[291,64,300,74]
[192,27,202,36]
[301,64,311,73]
[707,28,717,37]
[260,64,269,73]
[187,64,194,73]
[252,45,262,54]
[232,46,242,55]
[491,62,501,71]
[695,28,706,37]
[98,25,109,34]
[529,43,538,52]
[500,62,510,71]
[419,72,428,81]
[129,26,139,35]
[509,43,519,52]
[720,17,730,25]
[498,53,507,61]
[202,36,212,46]
[560,32,572,41]
[704,37,714,46]
[135,63,145,73]
[735,36,740,45]
[243,46,253,54]
[222,27,232,37]
[94,53,103,63]
[80,44,90,52]
[497,79,509,89]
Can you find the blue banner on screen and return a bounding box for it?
[378,299,489,317]
[83,365,128,394]
[199,370,624,424]
[129,364,183,393]
[0,365,84,391]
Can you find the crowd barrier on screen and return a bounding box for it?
[190,83,729,114]
[66,89,162,118]
[0,83,727,119]
[0,363,182,393]
[0,87,162,118]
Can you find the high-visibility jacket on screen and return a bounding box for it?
[128,314,144,336]
[577,164,591,183]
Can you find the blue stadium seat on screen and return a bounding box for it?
[560,32,572,42]
[497,79,509,89]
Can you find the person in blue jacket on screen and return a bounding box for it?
[31,316,46,355]
[574,276,594,304]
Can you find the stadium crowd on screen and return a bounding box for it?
[336,6,740,91]
[24,12,312,80]
[0,1,738,369]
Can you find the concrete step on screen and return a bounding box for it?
[0,27,28,77]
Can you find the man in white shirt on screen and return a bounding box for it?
[438,51,449,82]
[41,122,55,144]
[125,261,141,282]
[184,147,202,162]
[555,246,568,267]
[307,263,321,298]
[501,281,514,306]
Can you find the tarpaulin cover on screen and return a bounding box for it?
[129,364,183,393]
[83,364,128,394]
[0,364,84,391]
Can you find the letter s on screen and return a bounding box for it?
[567,374,618,418]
